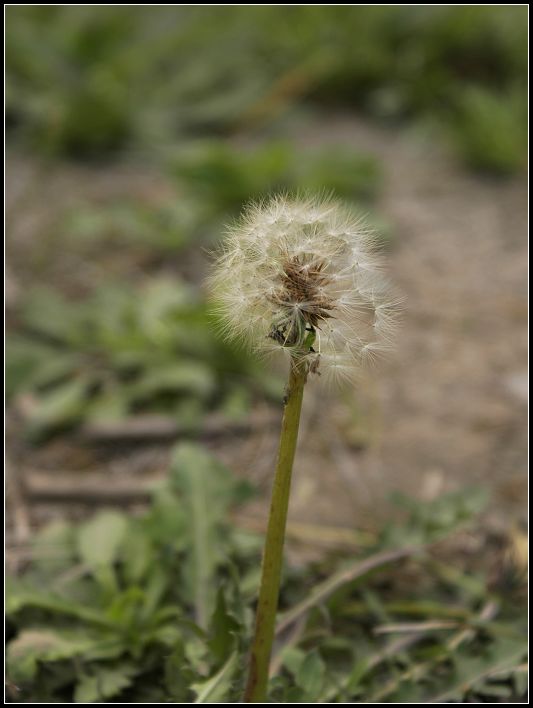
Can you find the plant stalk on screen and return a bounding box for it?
[243,357,307,703]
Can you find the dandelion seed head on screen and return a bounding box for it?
[208,194,400,383]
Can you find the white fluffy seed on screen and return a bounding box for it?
[208,194,400,383]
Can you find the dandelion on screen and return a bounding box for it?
[209,194,398,384]
[208,194,399,703]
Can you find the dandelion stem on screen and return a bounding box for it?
[243,356,307,703]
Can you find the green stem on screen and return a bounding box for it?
[243,357,307,703]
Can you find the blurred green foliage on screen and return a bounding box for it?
[6,5,527,172]
[169,141,381,214]
[447,85,527,173]
[6,444,527,702]
[6,279,282,440]
[64,141,381,250]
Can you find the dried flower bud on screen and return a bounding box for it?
[209,194,400,382]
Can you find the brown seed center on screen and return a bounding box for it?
[270,254,335,328]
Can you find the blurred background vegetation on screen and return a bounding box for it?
[6,5,527,171]
[5,4,528,434]
[6,5,528,703]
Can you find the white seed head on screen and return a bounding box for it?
[208,194,400,383]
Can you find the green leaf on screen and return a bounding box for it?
[105,587,145,627]
[85,389,129,422]
[74,663,137,703]
[77,510,129,569]
[169,443,247,628]
[425,639,528,703]
[131,362,215,400]
[450,85,527,173]
[5,337,67,398]
[164,643,192,702]
[279,646,306,677]
[191,650,238,704]
[283,685,308,702]
[296,649,326,702]
[31,519,76,573]
[26,377,90,438]
[20,288,84,343]
[120,522,154,585]
[208,588,240,665]
[276,546,418,634]
[7,629,119,684]
[385,486,489,545]
[6,583,115,629]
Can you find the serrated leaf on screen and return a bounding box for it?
[5,583,115,629]
[164,643,192,702]
[191,650,238,704]
[7,629,119,684]
[74,663,137,703]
